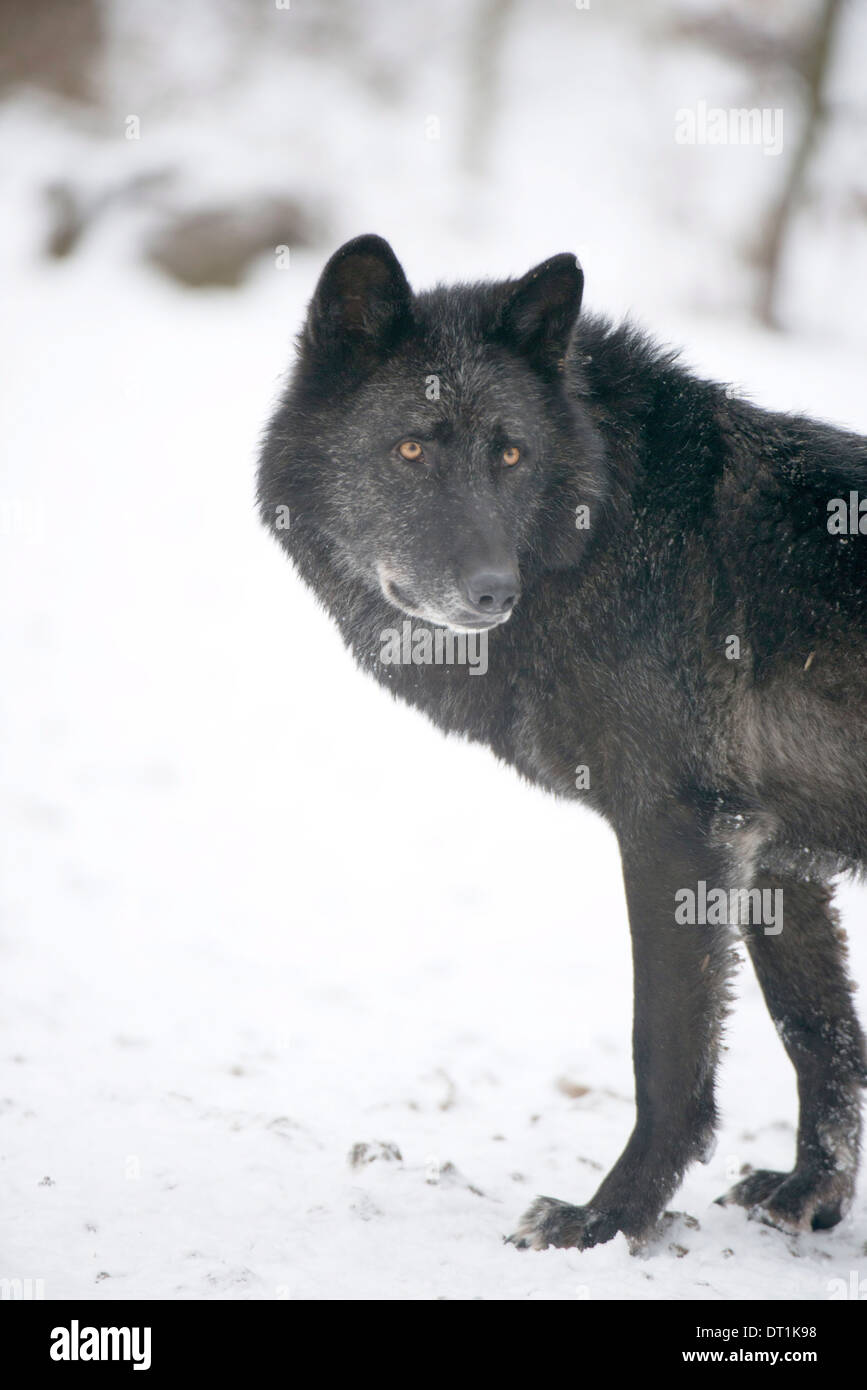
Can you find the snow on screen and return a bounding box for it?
[2,0,867,1302]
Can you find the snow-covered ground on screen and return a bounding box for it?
[2,0,867,1302]
[1,246,866,1302]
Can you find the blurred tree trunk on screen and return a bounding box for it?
[0,0,103,103]
[463,0,517,178]
[755,0,844,328]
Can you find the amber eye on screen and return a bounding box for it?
[502,446,521,466]
[398,440,423,462]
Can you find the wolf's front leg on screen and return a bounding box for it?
[510,810,737,1251]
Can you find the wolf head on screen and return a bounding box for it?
[259,235,605,632]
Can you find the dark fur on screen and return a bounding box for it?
[258,235,867,1249]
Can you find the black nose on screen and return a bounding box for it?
[461,567,520,616]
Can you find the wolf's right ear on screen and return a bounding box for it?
[498,253,584,373]
[304,234,413,367]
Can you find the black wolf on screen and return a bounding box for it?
[258,234,867,1250]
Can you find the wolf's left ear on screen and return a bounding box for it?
[305,234,413,367]
[497,254,583,373]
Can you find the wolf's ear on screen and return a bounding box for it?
[498,254,583,373]
[305,234,412,367]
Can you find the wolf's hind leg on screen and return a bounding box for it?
[719,875,867,1231]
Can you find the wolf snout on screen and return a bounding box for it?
[460,565,521,618]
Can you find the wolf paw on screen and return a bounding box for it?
[506,1195,622,1251]
[716,1168,851,1232]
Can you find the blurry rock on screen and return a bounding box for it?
[348,1140,403,1169]
[43,182,87,259]
[42,170,175,261]
[144,198,319,289]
